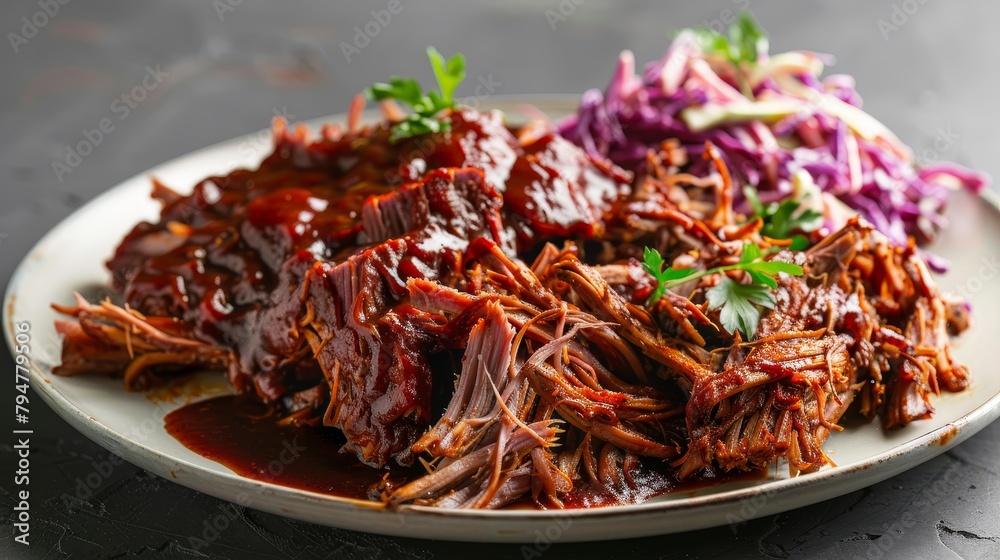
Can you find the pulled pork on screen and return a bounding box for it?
[53,104,970,509]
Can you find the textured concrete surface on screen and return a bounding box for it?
[1,1,998,558]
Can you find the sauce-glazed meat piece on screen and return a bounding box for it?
[302,167,504,466]
[504,133,632,246]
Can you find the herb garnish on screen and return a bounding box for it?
[692,12,768,67]
[691,12,768,97]
[364,47,466,143]
[642,242,803,338]
[744,186,823,250]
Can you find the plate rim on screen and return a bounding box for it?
[5,95,1000,541]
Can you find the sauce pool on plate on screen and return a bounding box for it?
[164,394,408,500]
[165,394,768,507]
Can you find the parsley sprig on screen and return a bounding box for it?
[642,242,804,338]
[744,186,823,250]
[364,47,466,143]
[692,12,768,67]
[691,12,768,97]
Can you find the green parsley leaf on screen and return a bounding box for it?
[427,47,466,104]
[745,260,805,276]
[744,183,767,217]
[740,240,763,263]
[363,47,467,143]
[788,235,811,251]
[730,12,769,66]
[642,241,804,339]
[385,117,449,143]
[366,77,424,106]
[690,11,768,98]
[744,186,823,244]
[706,277,776,339]
[642,247,697,306]
[692,11,768,67]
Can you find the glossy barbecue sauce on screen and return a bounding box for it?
[165,394,408,500]
[166,394,767,507]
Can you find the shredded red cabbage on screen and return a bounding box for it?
[557,31,989,269]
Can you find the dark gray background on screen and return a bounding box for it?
[2,1,998,558]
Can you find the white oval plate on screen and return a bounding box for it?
[5,97,1000,543]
